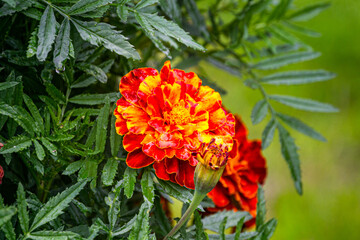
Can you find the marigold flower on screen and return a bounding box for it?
[207,115,267,222]
[114,61,235,189]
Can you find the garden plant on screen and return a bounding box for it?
[0,0,337,239]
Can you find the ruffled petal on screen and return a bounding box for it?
[208,185,231,208]
[138,75,162,107]
[126,149,155,168]
[175,147,191,160]
[114,115,128,135]
[156,132,182,149]
[165,158,178,174]
[154,161,170,180]
[120,68,158,104]
[123,134,145,152]
[143,142,166,161]
[122,105,151,134]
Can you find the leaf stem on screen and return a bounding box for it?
[164,191,206,240]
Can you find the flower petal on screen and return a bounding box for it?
[126,149,155,168]
[143,142,166,161]
[122,105,151,134]
[208,185,231,208]
[175,147,191,160]
[154,161,170,180]
[165,158,178,174]
[123,133,146,152]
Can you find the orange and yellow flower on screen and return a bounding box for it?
[114,61,235,189]
[207,115,267,223]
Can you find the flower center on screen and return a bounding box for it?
[165,103,191,125]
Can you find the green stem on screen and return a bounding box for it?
[164,191,206,240]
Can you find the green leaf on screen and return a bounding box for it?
[219,216,227,240]
[53,18,71,70]
[156,179,194,204]
[28,230,79,239]
[288,2,330,22]
[134,11,171,56]
[269,95,339,112]
[135,0,159,9]
[77,63,108,84]
[44,82,66,104]
[40,137,57,156]
[277,124,302,195]
[47,133,75,142]
[106,180,123,230]
[116,4,129,22]
[102,157,119,186]
[123,167,137,199]
[282,21,321,38]
[23,94,44,134]
[72,20,140,60]
[234,217,245,240]
[22,7,43,21]
[67,0,115,15]
[2,0,16,8]
[30,179,89,232]
[256,185,266,229]
[0,0,33,17]
[251,99,268,125]
[255,218,277,240]
[17,183,29,234]
[136,12,205,51]
[0,135,32,154]
[202,211,252,233]
[128,201,151,240]
[183,0,209,39]
[0,81,19,91]
[33,139,46,161]
[95,96,110,152]
[252,51,320,70]
[63,160,84,175]
[0,206,16,228]
[0,103,35,136]
[110,113,122,157]
[37,6,57,61]
[112,215,137,236]
[261,119,277,150]
[194,211,208,240]
[277,113,326,141]
[141,169,154,205]
[260,70,335,85]
[153,197,172,236]
[78,158,98,189]
[69,93,118,105]
[267,0,292,22]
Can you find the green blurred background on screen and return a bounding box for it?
[202,0,360,239]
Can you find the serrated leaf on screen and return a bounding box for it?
[22,7,43,21]
[277,124,302,194]
[0,103,35,136]
[128,201,151,240]
[202,211,252,233]
[156,178,194,204]
[288,2,330,22]
[254,218,277,240]
[112,215,137,236]
[153,197,172,236]
[0,206,16,228]
[2,0,16,7]
[37,6,57,61]
[141,169,154,205]
[72,20,140,60]
[0,135,32,154]
[54,18,71,70]
[47,133,75,142]
[277,113,326,141]
[77,63,107,84]
[63,160,84,175]
[256,185,266,229]
[44,82,66,104]
[267,0,292,22]
[261,119,277,150]
[136,12,205,51]
[159,0,181,23]
[123,167,137,199]
[30,179,89,232]
[33,139,45,161]
[282,21,321,38]
[116,4,129,22]
[28,230,79,239]
[110,113,122,157]
[69,93,118,105]
[106,180,123,230]
[78,158,98,189]
[23,94,44,134]
[260,70,335,85]
[234,217,245,240]
[0,81,19,91]
[252,51,320,70]
[134,11,171,56]
[183,0,209,39]
[251,99,268,125]
[102,158,119,186]
[40,137,57,156]
[219,216,227,240]
[67,0,115,15]
[95,96,110,152]
[17,183,29,234]
[194,211,208,240]
[0,0,33,17]
[135,0,159,9]
[269,95,339,112]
